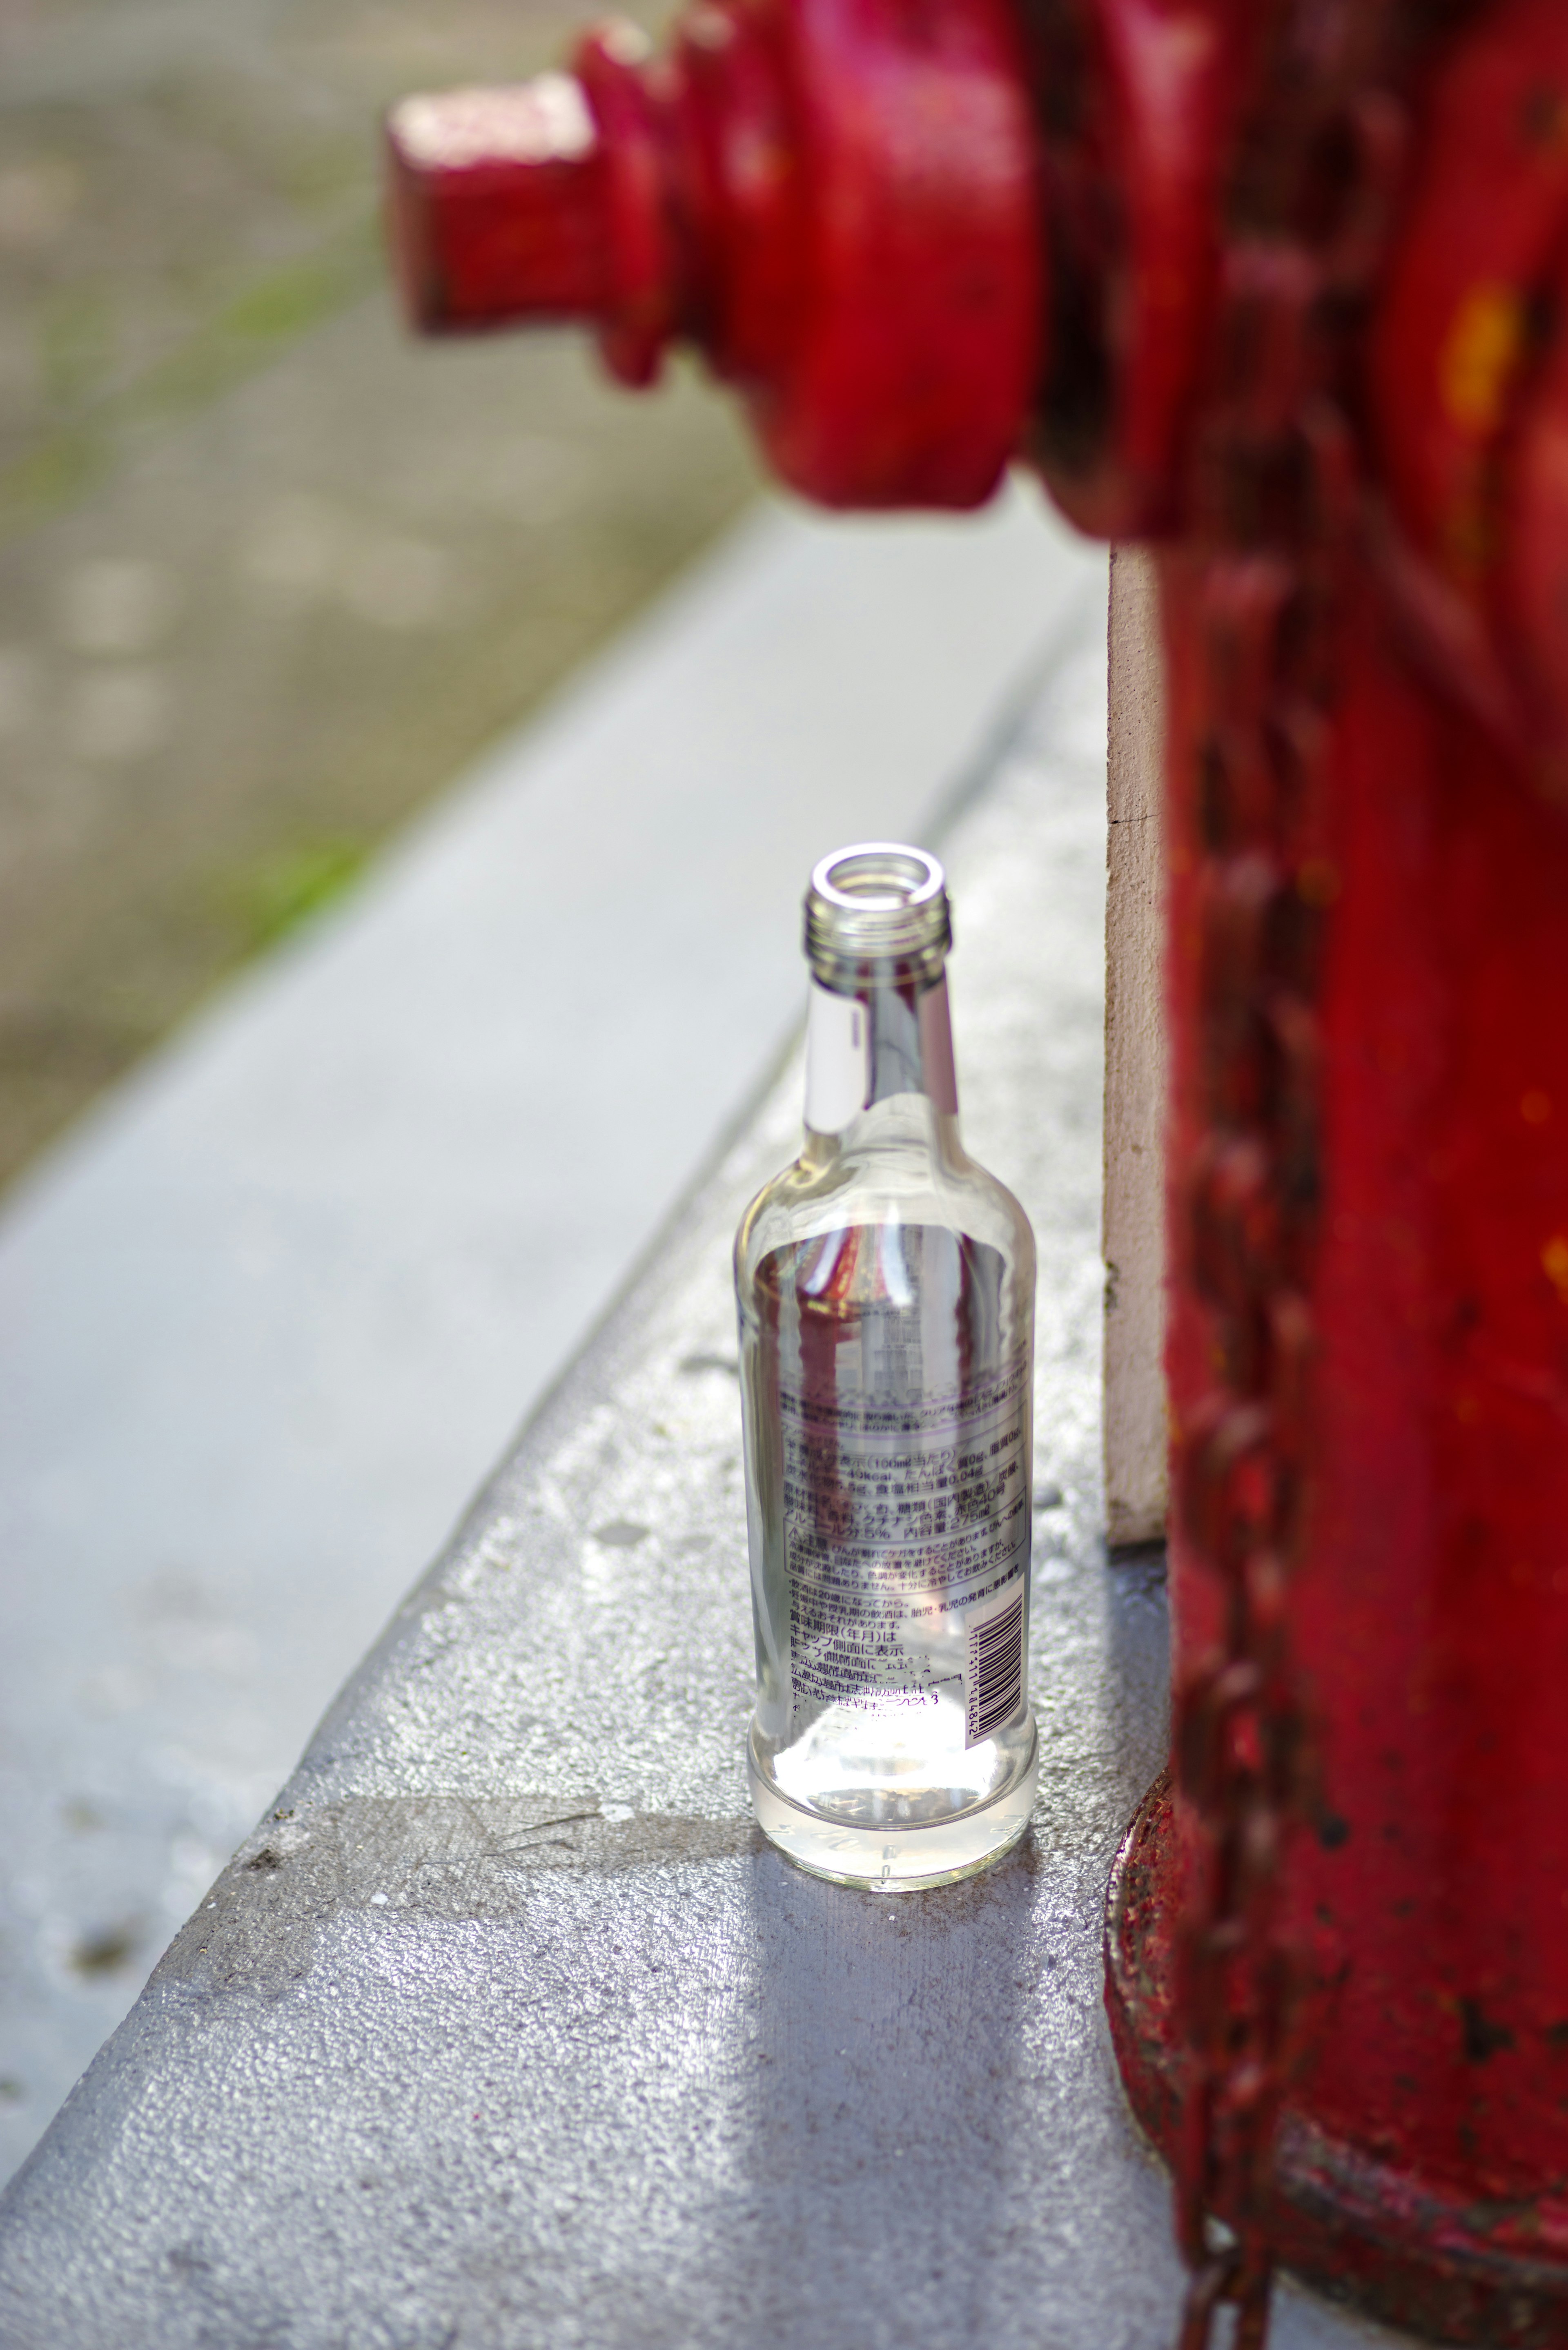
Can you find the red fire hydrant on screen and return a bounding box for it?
[385,4,1568,2341]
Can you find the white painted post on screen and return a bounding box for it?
[1103,545,1168,1550]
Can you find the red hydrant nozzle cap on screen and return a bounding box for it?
[385,74,610,333]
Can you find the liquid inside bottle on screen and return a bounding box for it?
[735,844,1037,1890]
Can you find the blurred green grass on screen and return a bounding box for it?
[226,833,370,951]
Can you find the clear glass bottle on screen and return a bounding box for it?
[735,844,1038,1891]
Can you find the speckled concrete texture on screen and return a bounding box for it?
[0,489,1088,2191]
[0,621,1404,2349]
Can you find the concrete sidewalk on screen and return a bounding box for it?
[0,533,1396,2348]
[0,484,1103,2187]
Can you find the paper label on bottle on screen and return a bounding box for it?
[779,1351,1029,1746]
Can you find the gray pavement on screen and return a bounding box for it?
[0,484,1098,2188]
[0,571,1402,2348]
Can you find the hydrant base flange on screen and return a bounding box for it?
[1105,1776,1568,2350]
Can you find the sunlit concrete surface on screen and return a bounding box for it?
[0,584,1399,2348]
[0,484,1102,2185]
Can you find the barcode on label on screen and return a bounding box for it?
[965,1588,1025,1747]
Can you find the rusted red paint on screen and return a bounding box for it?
[1369,0,1568,785]
[1109,1778,1568,2344]
[1155,516,1568,2339]
[1023,0,1250,538]
[382,0,1568,2334]
[1142,9,1568,2335]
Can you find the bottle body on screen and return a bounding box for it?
[735,847,1037,1889]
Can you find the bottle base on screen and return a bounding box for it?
[748,1721,1038,1891]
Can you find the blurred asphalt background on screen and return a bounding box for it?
[0,0,760,1189]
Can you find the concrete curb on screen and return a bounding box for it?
[0,598,1394,2348]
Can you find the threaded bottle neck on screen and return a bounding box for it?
[804,843,951,994]
[802,845,957,1136]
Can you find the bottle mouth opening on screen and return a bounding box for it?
[815,845,942,910]
[804,841,951,987]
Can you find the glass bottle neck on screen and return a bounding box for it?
[803,971,959,1140]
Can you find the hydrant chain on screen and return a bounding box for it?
[1170,3,1414,2341]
